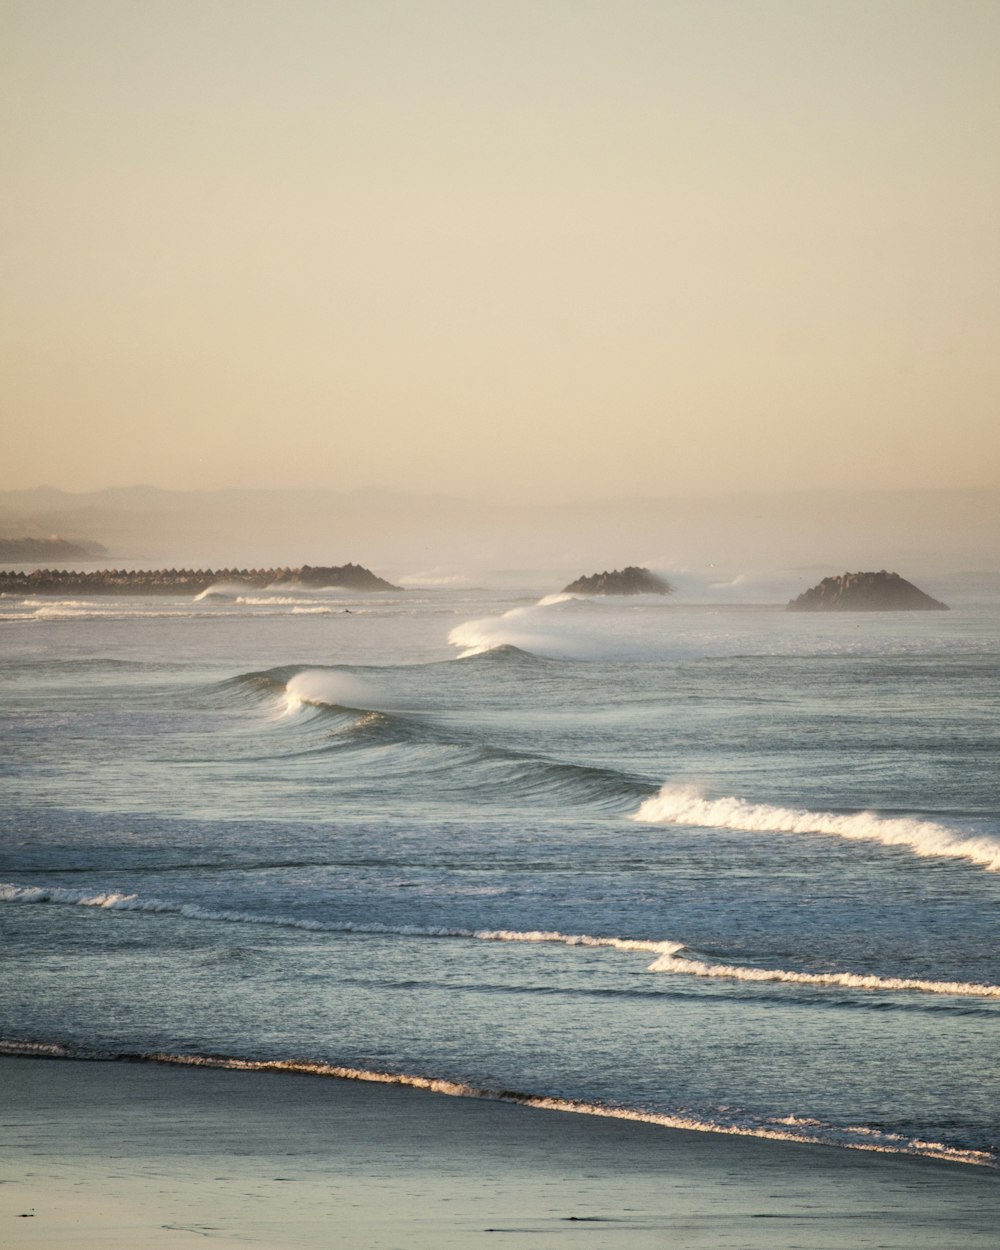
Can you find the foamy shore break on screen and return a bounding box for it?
[3,1055,998,1250]
[0,562,399,596]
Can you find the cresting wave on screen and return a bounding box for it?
[633,784,1000,873]
[0,1040,993,1169]
[228,667,650,802]
[447,598,686,662]
[4,883,998,1000]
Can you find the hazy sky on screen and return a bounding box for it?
[3,0,999,501]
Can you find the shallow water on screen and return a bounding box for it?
[2,586,998,1166]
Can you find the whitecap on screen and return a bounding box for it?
[632,784,1000,872]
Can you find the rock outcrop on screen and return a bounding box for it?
[0,563,400,596]
[787,571,948,612]
[562,566,674,596]
[268,563,398,591]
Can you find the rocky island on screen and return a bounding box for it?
[787,570,948,612]
[562,566,674,596]
[0,562,400,597]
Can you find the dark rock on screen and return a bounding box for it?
[787,570,948,612]
[271,563,398,591]
[562,566,674,596]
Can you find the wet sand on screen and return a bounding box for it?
[1,1056,997,1249]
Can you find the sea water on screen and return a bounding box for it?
[1,585,998,1167]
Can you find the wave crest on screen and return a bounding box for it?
[632,785,1000,872]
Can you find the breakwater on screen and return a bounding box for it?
[0,563,399,596]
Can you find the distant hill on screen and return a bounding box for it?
[0,536,107,562]
[1,485,997,578]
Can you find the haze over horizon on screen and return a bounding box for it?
[4,0,999,504]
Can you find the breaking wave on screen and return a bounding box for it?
[4,883,997,1000]
[0,1040,992,1168]
[219,665,649,801]
[633,785,1000,873]
[647,949,1000,997]
[448,598,686,662]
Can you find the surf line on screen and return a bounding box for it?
[0,1040,994,1170]
[3,883,999,1000]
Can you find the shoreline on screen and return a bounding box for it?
[3,1055,998,1249]
[3,1038,994,1169]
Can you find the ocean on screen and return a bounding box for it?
[2,582,998,1169]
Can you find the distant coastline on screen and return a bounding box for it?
[0,563,399,596]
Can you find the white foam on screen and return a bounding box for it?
[194,583,248,601]
[0,1040,992,1167]
[633,784,1000,873]
[21,598,96,608]
[236,595,322,605]
[282,669,379,716]
[647,949,1000,997]
[4,883,997,999]
[535,592,580,606]
[398,571,472,588]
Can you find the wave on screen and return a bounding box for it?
[0,883,676,952]
[632,784,1000,873]
[4,883,998,1000]
[281,669,382,715]
[218,665,649,801]
[219,596,351,611]
[4,605,312,622]
[448,598,684,662]
[647,949,1000,997]
[20,598,97,608]
[193,583,249,601]
[0,1040,992,1168]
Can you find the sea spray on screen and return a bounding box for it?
[282,669,381,716]
[448,595,689,661]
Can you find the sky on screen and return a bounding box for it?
[3,0,999,502]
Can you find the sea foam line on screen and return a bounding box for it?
[632,784,1000,872]
[0,883,673,955]
[0,1040,993,1168]
[3,882,998,1000]
[648,950,1000,997]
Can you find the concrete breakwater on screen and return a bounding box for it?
[0,563,400,596]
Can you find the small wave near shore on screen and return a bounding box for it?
[0,1039,993,1169]
[4,882,998,1001]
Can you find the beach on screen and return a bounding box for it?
[3,1055,998,1250]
